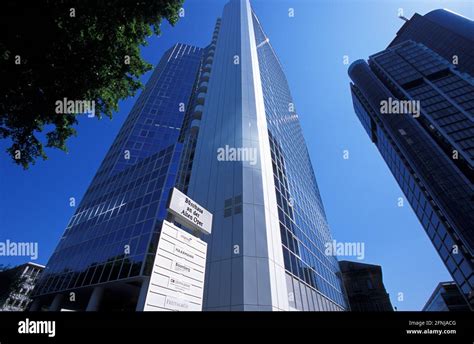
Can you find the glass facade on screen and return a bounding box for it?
[423,281,470,311]
[33,43,204,303]
[390,9,474,77]
[349,12,474,309]
[184,0,347,311]
[33,0,347,311]
[253,14,347,310]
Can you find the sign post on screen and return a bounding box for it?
[142,188,212,311]
[167,188,212,236]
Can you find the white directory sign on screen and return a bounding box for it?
[143,220,208,311]
[168,188,213,235]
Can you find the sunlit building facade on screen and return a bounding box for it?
[31,0,348,311]
[185,0,347,311]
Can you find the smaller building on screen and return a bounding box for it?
[0,262,44,311]
[423,281,470,311]
[339,261,393,311]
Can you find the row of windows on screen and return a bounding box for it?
[286,273,343,311]
[79,145,176,210]
[36,255,144,296]
[375,114,473,297]
[268,131,345,307]
[255,9,346,308]
[37,44,204,296]
[36,146,182,295]
[85,43,202,180]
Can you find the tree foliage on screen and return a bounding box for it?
[0,0,183,168]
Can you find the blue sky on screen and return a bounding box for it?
[1,0,473,310]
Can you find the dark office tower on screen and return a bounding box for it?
[30,42,205,311]
[390,9,474,76]
[339,261,393,312]
[185,0,347,311]
[423,281,470,311]
[348,10,474,309]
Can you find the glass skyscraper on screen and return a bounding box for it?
[390,9,474,76]
[348,9,474,309]
[186,0,347,311]
[31,42,205,311]
[423,281,470,311]
[31,0,347,311]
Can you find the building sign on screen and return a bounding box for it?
[143,220,208,311]
[168,188,213,235]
